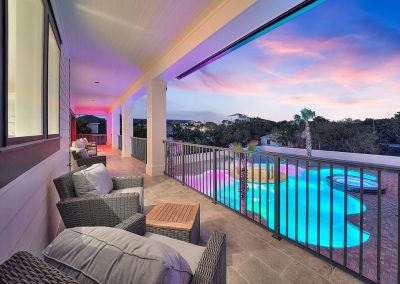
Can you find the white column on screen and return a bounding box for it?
[146,79,167,176]
[121,101,134,157]
[112,107,121,149]
[106,113,112,146]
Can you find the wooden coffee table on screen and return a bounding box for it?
[146,200,200,244]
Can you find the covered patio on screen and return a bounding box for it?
[2,0,398,283]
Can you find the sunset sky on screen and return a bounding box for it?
[134,0,400,123]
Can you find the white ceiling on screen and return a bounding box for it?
[52,0,224,113]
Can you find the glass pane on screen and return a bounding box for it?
[48,24,60,135]
[7,0,44,138]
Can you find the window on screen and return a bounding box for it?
[7,0,44,139]
[1,0,63,187]
[48,23,60,135]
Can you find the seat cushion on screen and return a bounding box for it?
[43,227,193,284]
[72,163,113,197]
[87,150,97,157]
[145,232,205,273]
[112,187,144,209]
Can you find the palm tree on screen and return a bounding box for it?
[229,141,258,215]
[294,108,316,158]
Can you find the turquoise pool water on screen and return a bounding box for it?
[185,167,371,248]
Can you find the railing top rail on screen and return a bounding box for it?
[77,134,106,136]
[131,137,147,140]
[163,140,400,172]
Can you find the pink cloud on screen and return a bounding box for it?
[170,30,400,118]
[281,92,377,107]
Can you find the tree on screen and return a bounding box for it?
[229,141,258,215]
[169,111,400,156]
[76,120,92,134]
[293,108,316,158]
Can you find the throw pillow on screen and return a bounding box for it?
[77,149,89,159]
[75,140,85,148]
[72,163,112,196]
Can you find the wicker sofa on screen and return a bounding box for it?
[53,166,143,228]
[0,214,227,284]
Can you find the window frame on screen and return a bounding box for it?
[6,0,46,145]
[46,14,61,138]
[2,0,62,146]
[0,0,6,148]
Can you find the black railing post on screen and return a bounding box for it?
[163,141,167,175]
[213,149,217,204]
[272,155,282,240]
[181,144,186,185]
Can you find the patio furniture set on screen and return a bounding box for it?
[0,162,226,284]
[70,138,107,168]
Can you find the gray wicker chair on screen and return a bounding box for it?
[0,225,226,284]
[0,213,146,284]
[53,166,144,228]
[71,150,106,168]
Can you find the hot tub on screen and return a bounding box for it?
[326,175,386,194]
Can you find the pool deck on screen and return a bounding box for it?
[345,170,398,283]
[101,146,363,284]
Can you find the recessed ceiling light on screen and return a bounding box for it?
[94,81,100,84]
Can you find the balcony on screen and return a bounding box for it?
[2,0,399,283]
[99,145,363,283]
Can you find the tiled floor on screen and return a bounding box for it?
[101,146,363,284]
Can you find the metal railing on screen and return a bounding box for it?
[131,137,147,163]
[117,135,122,150]
[76,134,107,145]
[163,140,400,283]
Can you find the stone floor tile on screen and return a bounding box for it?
[282,261,332,284]
[236,256,288,284]
[329,268,363,284]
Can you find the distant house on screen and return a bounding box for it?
[229,113,251,122]
[76,115,106,134]
[260,133,285,147]
[192,121,203,126]
[182,120,199,128]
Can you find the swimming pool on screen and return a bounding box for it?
[182,166,370,248]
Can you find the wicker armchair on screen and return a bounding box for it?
[0,213,146,284]
[0,228,226,284]
[53,167,144,228]
[133,214,227,283]
[71,150,106,168]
